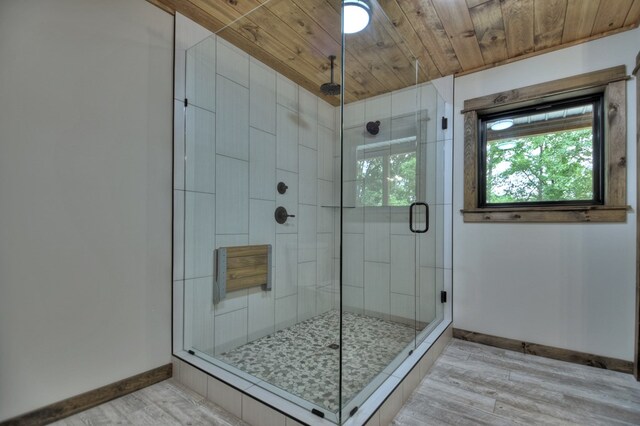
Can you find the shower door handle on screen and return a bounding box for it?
[409,202,429,233]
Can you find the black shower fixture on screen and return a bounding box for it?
[366,120,380,135]
[320,55,340,96]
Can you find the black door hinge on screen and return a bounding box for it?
[311,408,325,418]
[440,291,447,303]
[184,98,188,107]
[441,116,448,130]
[187,349,195,355]
[349,406,358,416]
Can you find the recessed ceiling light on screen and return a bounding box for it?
[490,119,514,131]
[343,0,372,34]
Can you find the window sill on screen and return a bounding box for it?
[461,205,631,223]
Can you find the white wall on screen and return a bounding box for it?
[453,28,639,360]
[173,15,337,357]
[0,0,173,420]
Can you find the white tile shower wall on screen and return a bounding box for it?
[175,26,338,356]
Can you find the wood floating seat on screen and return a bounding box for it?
[214,244,272,304]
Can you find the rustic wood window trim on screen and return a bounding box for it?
[462,66,630,223]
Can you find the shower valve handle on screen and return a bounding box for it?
[275,206,295,224]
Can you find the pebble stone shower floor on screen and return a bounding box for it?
[218,310,417,412]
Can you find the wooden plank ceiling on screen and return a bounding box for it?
[151,0,640,105]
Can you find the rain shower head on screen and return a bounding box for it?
[320,55,340,96]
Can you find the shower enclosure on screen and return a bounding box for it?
[173,1,452,424]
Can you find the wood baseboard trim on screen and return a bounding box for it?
[1,364,172,426]
[453,329,633,374]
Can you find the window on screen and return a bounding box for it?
[347,112,423,207]
[478,95,604,207]
[356,137,417,206]
[462,66,629,223]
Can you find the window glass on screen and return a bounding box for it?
[480,95,603,206]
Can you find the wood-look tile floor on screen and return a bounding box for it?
[51,379,248,426]
[53,339,640,425]
[394,339,640,426]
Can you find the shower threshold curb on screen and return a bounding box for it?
[173,320,452,425]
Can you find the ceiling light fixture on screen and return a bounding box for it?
[490,119,514,131]
[343,0,372,34]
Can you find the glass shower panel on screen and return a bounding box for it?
[416,84,449,344]
[340,1,426,418]
[182,0,342,422]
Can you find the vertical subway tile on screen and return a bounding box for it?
[174,100,185,190]
[216,156,249,235]
[298,146,317,205]
[276,105,299,172]
[184,191,215,279]
[297,261,317,322]
[299,88,318,150]
[318,99,335,129]
[185,105,216,194]
[275,233,298,298]
[276,74,298,112]
[186,36,216,112]
[214,308,248,355]
[249,127,276,201]
[247,283,275,341]
[216,37,249,87]
[249,199,276,248]
[174,190,185,281]
[364,262,390,317]
[297,204,317,263]
[342,233,364,287]
[390,235,415,296]
[275,294,298,331]
[216,76,249,161]
[250,58,277,134]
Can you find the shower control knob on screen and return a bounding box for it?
[275,206,295,224]
[277,182,288,194]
